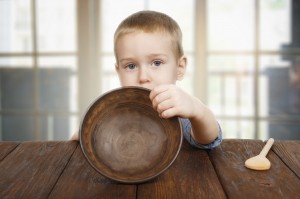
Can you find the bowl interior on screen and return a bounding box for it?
[80,87,182,183]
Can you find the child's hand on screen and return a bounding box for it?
[150,84,219,144]
[149,84,202,119]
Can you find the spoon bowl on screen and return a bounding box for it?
[245,155,271,170]
[245,138,274,170]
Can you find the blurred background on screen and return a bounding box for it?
[0,0,299,141]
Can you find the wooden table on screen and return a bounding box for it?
[0,139,299,199]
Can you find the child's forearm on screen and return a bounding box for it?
[189,104,219,145]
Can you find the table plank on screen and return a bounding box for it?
[49,143,136,199]
[137,140,226,199]
[0,142,20,161]
[209,139,300,199]
[0,141,77,199]
[272,140,300,179]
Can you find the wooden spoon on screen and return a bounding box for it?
[245,138,274,170]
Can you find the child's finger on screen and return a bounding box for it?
[160,107,178,119]
[151,90,171,109]
[156,98,173,114]
[149,84,171,101]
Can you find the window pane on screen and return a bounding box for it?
[0,57,32,68]
[0,68,34,110]
[40,115,72,140]
[207,0,255,51]
[268,121,300,140]
[38,68,72,111]
[208,55,255,116]
[36,0,76,52]
[219,119,254,139]
[261,120,300,140]
[240,120,255,139]
[38,57,77,112]
[260,55,300,140]
[259,55,296,116]
[259,121,269,140]
[38,56,77,70]
[219,120,237,138]
[2,115,35,141]
[260,0,292,51]
[0,0,32,52]
[101,55,116,72]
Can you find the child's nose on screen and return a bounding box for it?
[138,66,150,84]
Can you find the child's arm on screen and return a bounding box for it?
[149,84,219,145]
[188,101,219,144]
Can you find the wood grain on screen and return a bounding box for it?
[272,140,300,179]
[0,139,299,198]
[49,143,136,199]
[0,142,20,161]
[137,140,226,199]
[0,141,77,199]
[209,139,300,199]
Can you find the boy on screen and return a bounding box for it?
[72,10,222,149]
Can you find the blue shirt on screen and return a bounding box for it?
[180,118,222,150]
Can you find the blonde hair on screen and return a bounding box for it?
[114,10,184,61]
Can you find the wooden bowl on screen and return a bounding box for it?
[80,87,182,183]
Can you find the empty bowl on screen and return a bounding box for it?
[80,86,182,183]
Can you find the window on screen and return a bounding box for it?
[0,0,77,141]
[1,0,299,141]
[207,0,300,140]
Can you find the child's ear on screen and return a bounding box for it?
[177,56,187,81]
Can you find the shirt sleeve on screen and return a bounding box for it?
[180,118,222,150]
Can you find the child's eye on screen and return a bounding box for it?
[152,60,162,67]
[126,63,136,70]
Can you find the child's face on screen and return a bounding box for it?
[115,31,186,90]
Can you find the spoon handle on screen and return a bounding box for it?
[259,138,274,157]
